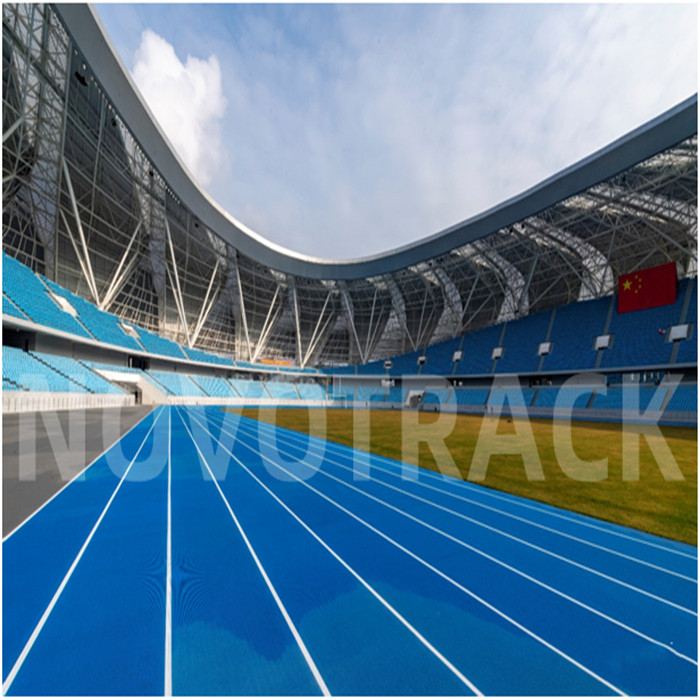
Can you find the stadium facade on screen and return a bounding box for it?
[3,3,698,370]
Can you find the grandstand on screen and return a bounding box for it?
[9,230,692,421]
[2,4,696,381]
[2,253,330,409]
[0,1,695,466]
[3,154,697,421]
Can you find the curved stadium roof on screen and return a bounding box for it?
[3,4,698,366]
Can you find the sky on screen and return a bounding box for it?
[95,3,698,261]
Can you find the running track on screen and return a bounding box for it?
[3,405,697,695]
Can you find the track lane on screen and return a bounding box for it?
[4,402,694,696]
[180,406,480,696]
[230,414,697,656]
[199,408,696,696]
[2,408,159,681]
[310,417,696,569]
[241,412,697,582]
[170,407,326,695]
[188,407,622,696]
[6,407,168,695]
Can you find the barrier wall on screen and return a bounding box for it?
[2,393,330,413]
[3,392,135,414]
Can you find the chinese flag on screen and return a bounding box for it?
[618,262,677,313]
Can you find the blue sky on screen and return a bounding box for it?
[95,3,697,260]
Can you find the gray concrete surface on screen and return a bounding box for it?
[3,405,153,537]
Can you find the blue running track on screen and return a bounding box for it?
[3,405,697,695]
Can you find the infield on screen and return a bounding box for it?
[235,407,697,544]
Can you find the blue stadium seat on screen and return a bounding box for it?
[532,387,557,407]
[385,386,403,403]
[4,243,695,398]
[190,374,239,398]
[357,359,388,375]
[533,386,595,409]
[487,387,535,407]
[496,309,553,374]
[3,294,28,320]
[30,351,125,394]
[42,279,142,352]
[327,288,689,379]
[264,381,299,399]
[146,370,205,397]
[388,349,424,377]
[184,346,235,366]
[295,383,327,400]
[228,378,267,399]
[421,388,453,405]
[350,382,384,402]
[2,254,91,339]
[421,336,462,376]
[665,384,698,412]
[136,327,188,360]
[591,385,666,411]
[639,386,668,412]
[3,378,20,392]
[541,296,609,372]
[454,387,490,405]
[591,388,623,410]
[675,331,698,365]
[455,324,504,375]
[675,280,697,365]
[3,346,86,393]
[600,280,687,369]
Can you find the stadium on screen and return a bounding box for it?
[2,2,697,696]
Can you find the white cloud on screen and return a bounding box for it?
[211,4,696,259]
[132,29,227,188]
[110,5,695,261]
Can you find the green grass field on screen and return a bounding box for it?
[231,407,697,545]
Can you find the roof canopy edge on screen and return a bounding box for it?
[54,3,698,281]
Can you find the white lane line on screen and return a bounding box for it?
[240,418,696,614]
[431,471,699,560]
[179,408,482,696]
[176,407,331,698]
[165,406,173,696]
[3,407,157,542]
[246,417,697,580]
[188,407,623,696]
[3,406,165,694]
[225,415,698,665]
[307,424,695,561]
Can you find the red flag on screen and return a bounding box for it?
[618,262,677,313]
